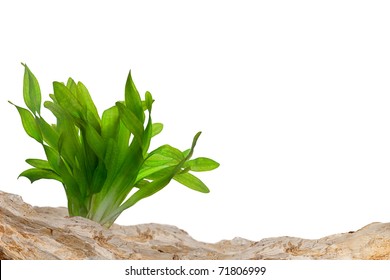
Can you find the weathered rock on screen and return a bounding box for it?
[0,190,389,260]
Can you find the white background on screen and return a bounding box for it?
[3,260,390,280]
[1,0,390,243]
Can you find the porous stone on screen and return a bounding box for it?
[0,190,389,260]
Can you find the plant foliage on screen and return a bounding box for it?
[10,64,219,228]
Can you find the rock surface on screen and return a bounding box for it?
[1,190,389,260]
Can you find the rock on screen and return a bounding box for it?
[0,190,389,260]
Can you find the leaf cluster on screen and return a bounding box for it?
[10,64,219,227]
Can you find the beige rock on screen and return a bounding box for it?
[0,190,389,260]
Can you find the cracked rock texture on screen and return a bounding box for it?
[1,190,390,260]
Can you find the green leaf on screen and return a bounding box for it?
[117,139,144,188]
[103,138,120,185]
[91,161,107,194]
[148,145,184,163]
[142,110,153,157]
[116,102,144,145]
[126,174,172,205]
[145,91,153,111]
[182,149,190,158]
[101,106,119,140]
[125,70,144,122]
[43,100,65,120]
[186,132,202,161]
[58,129,80,167]
[22,63,41,115]
[174,172,210,193]
[136,164,177,182]
[25,159,52,170]
[100,172,173,226]
[36,116,59,148]
[43,144,80,200]
[19,168,62,183]
[47,150,82,200]
[77,81,101,127]
[9,102,42,143]
[134,180,150,189]
[66,77,78,95]
[85,124,105,160]
[143,151,179,167]
[104,138,119,169]
[72,158,88,198]
[64,79,100,131]
[115,121,131,164]
[43,144,61,173]
[53,81,83,119]
[183,157,220,172]
[151,123,163,137]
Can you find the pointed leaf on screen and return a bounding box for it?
[125,70,144,122]
[53,81,83,119]
[182,149,190,158]
[77,81,101,129]
[66,77,77,90]
[183,157,220,171]
[145,91,153,111]
[136,164,177,182]
[101,106,119,140]
[174,172,210,193]
[43,100,65,120]
[58,129,80,166]
[25,159,52,170]
[185,132,202,161]
[148,145,184,163]
[85,124,105,160]
[143,151,179,167]
[151,123,163,137]
[77,82,99,117]
[36,116,59,148]
[126,174,172,205]
[9,102,42,143]
[43,144,61,172]
[22,63,41,115]
[115,121,131,164]
[19,168,62,183]
[116,102,144,144]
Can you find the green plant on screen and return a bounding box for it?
[10,64,219,228]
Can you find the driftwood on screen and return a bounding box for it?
[1,190,389,260]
